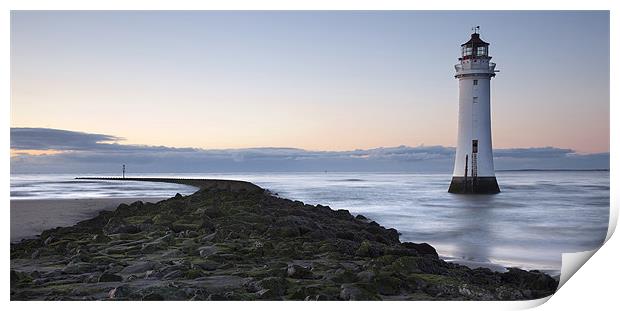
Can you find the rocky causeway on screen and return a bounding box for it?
[11,179,558,300]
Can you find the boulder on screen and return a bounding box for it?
[356,270,375,283]
[355,240,383,258]
[286,264,313,279]
[98,273,123,282]
[374,274,403,295]
[141,240,167,253]
[198,245,219,258]
[162,270,183,280]
[328,268,359,283]
[192,261,219,271]
[108,285,131,299]
[355,214,369,222]
[120,262,158,274]
[253,277,288,297]
[339,284,377,300]
[500,268,558,291]
[103,218,140,235]
[62,262,96,274]
[402,242,438,257]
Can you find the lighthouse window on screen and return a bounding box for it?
[473,97,479,104]
[463,46,473,56]
[473,80,478,85]
[476,46,487,56]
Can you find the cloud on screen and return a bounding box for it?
[10,127,609,173]
[10,128,122,151]
[494,147,576,158]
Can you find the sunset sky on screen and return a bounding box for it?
[11,11,609,158]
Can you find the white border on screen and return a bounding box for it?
[3,1,616,310]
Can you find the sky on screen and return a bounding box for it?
[9,11,610,173]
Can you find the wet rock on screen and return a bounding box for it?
[208,292,234,301]
[152,214,175,226]
[402,242,438,258]
[201,232,217,243]
[329,239,359,256]
[105,245,140,255]
[200,220,216,233]
[374,274,403,295]
[185,230,199,238]
[144,270,157,279]
[414,257,447,274]
[98,273,123,282]
[141,240,167,253]
[289,285,324,300]
[355,214,369,221]
[192,261,219,271]
[29,270,41,279]
[458,284,494,300]
[62,262,96,274]
[172,222,201,233]
[500,268,558,293]
[334,209,354,221]
[108,285,131,299]
[286,264,313,279]
[495,284,525,300]
[328,268,359,283]
[198,245,219,258]
[142,292,165,300]
[304,294,330,301]
[30,249,41,259]
[120,262,158,274]
[163,270,183,280]
[10,270,32,286]
[103,218,140,235]
[340,284,377,300]
[104,264,124,274]
[390,256,422,274]
[356,270,375,283]
[385,228,400,243]
[43,236,55,246]
[253,277,288,297]
[157,232,176,243]
[355,240,383,258]
[161,249,184,259]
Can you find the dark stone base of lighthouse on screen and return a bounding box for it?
[448,176,500,194]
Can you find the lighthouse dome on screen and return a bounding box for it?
[461,33,490,59]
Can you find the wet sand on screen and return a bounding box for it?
[10,197,167,242]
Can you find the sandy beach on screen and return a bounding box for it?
[10,197,167,242]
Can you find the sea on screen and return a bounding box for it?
[10,171,610,276]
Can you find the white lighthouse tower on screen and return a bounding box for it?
[448,28,500,194]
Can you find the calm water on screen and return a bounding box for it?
[11,171,609,275]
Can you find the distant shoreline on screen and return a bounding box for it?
[10,169,610,176]
[496,168,609,172]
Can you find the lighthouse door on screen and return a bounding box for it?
[471,140,478,178]
[471,140,479,191]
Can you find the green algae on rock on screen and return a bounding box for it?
[11,185,558,300]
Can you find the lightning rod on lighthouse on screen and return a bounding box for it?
[448,28,500,194]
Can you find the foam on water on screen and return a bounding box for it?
[11,171,609,275]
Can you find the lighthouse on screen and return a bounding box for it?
[448,28,500,194]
